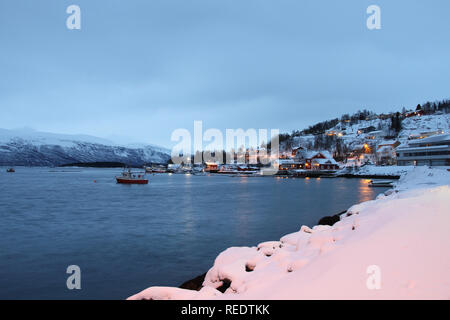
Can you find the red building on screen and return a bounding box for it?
[300,151,340,171]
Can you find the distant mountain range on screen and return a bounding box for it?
[0,128,171,166]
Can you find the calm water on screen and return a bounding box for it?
[0,167,387,299]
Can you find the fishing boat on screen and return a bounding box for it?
[369,180,393,187]
[116,169,148,184]
[6,168,15,173]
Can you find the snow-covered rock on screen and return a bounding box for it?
[129,166,450,300]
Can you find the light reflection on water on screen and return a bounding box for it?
[358,179,378,203]
[0,168,388,299]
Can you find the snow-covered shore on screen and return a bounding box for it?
[337,164,415,177]
[129,167,450,300]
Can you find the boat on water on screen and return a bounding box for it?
[6,168,15,173]
[144,166,153,173]
[369,180,394,187]
[144,166,166,173]
[216,166,239,174]
[116,169,148,184]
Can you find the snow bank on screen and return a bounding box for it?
[129,167,450,300]
[337,164,415,177]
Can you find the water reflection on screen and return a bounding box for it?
[358,179,377,203]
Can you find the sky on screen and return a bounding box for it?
[0,0,449,148]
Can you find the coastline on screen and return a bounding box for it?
[128,166,450,300]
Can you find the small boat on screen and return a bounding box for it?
[144,166,153,173]
[369,180,393,187]
[144,166,166,173]
[6,168,15,173]
[216,168,239,174]
[116,169,148,184]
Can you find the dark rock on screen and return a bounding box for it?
[179,272,206,291]
[216,278,231,293]
[318,214,341,226]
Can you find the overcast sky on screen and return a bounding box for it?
[0,0,449,148]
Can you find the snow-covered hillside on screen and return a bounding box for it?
[399,114,449,139]
[286,113,450,154]
[0,128,171,166]
[129,167,450,300]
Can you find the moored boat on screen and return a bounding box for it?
[369,180,393,187]
[6,168,15,173]
[144,166,166,173]
[144,166,152,173]
[116,169,148,184]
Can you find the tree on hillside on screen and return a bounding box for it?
[390,112,402,135]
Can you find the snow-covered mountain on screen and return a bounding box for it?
[0,128,171,166]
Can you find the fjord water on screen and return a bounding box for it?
[0,168,387,299]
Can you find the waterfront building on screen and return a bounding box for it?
[397,134,450,166]
[294,150,339,171]
[278,159,304,171]
[310,158,339,171]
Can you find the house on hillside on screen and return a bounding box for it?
[357,126,376,135]
[349,143,373,156]
[366,130,385,140]
[376,140,400,165]
[325,130,344,137]
[405,110,424,118]
[408,130,444,140]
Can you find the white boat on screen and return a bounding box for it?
[369,180,394,187]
